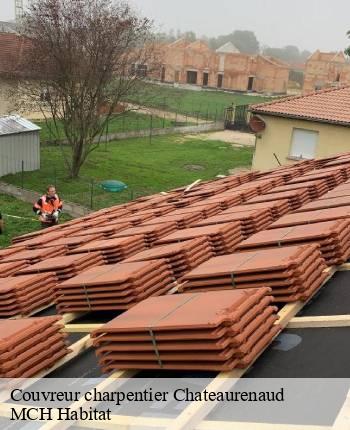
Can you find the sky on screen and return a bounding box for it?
[1,0,350,52]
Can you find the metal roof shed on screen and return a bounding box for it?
[0,115,41,177]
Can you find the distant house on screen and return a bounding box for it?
[156,38,290,95]
[250,86,350,170]
[0,115,41,177]
[0,32,29,115]
[303,50,350,94]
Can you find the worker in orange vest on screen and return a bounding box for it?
[33,185,63,228]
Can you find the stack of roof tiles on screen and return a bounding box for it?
[0,273,58,317]
[68,222,132,239]
[141,211,204,229]
[39,233,104,251]
[124,237,214,279]
[268,207,350,229]
[266,179,329,200]
[0,261,28,277]
[180,245,327,302]
[156,222,243,255]
[91,289,281,372]
[204,193,242,209]
[168,202,222,218]
[194,208,273,238]
[0,317,69,377]
[237,219,350,266]
[0,246,66,265]
[246,189,311,210]
[287,170,345,189]
[295,195,350,212]
[69,236,146,264]
[16,252,105,281]
[111,222,178,247]
[54,260,175,312]
[223,201,290,220]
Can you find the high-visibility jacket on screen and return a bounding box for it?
[33,194,63,215]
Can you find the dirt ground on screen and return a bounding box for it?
[185,130,256,147]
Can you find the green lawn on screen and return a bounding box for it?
[35,111,186,142]
[3,134,254,210]
[0,194,71,247]
[126,82,274,120]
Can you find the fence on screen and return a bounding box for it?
[38,110,218,145]
[0,154,163,211]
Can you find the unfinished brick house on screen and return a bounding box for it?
[156,39,289,95]
[303,50,350,93]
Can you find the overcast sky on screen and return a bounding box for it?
[1,0,350,52]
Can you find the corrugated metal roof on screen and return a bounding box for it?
[0,116,41,136]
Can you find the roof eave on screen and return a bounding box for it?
[249,110,350,128]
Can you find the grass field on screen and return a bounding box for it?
[36,111,183,142]
[3,134,254,209]
[0,194,71,248]
[126,82,274,120]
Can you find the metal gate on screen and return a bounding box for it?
[224,104,252,132]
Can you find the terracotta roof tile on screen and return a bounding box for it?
[251,86,350,126]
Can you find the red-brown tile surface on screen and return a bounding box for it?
[91,289,280,371]
[0,316,69,377]
[180,244,327,302]
[54,260,175,312]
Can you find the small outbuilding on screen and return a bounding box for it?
[0,115,41,177]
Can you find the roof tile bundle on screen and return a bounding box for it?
[266,179,329,200]
[287,170,345,189]
[268,207,350,229]
[314,166,350,181]
[0,246,25,260]
[204,193,242,210]
[39,233,104,250]
[167,195,204,208]
[0,246,66,265]
[180,245,327,302]
[156,222,243,255]
[124,237,214,279]
[10,231,64,249]
[0,273,58,317]
[54,260,175,313]
[70,222,132,238]
[141,211,204,229]
[17,252,105,281]
[105,213,155,227]
[111,222,178,247]
[69,236,146,264]
[193,209,273,238]
[223,200,290,220]
[170,202,223,218]
[246,189,311,210]
[0,317,69,377]
[236,219,350,266]
[91,289,281,372]
[0,261,28,277]
[295,196,350,212]
[318,184,350,199]
[130,206,173,217]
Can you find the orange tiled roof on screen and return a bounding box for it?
[250,86,350,126]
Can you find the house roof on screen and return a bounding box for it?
[250,86,350,126]
[216,42,240,54]
[0,116,41,136]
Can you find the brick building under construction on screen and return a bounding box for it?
[154,39,290,95]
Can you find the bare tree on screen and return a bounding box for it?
[12,0,156,178]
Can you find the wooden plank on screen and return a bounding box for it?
[288,315,350,329]
[39,370,137,430]
[338,263,350,271]
[184,179,201,193]
[166,265,339,430]
[62,312,87,324]
[64,323,103,333]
